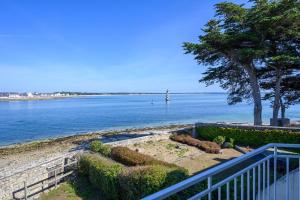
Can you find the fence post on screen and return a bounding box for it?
[54,169,57,188]
[24,181,28,200]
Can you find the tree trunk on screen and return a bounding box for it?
[280,97,285,119]
[272,68,282,126]
[245,65,262,125]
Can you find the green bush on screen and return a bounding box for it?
[170,134,220,154]
[79,154,124,200]
[89,140,111,156]
[118,165,188,200]
[228,138,235,148]
[110,146,180,168]
[78,154,99,176]
[197,126,300,147]
[213,136,226,146]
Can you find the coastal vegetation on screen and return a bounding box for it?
[78,153,188,200]
[110,146,182,168]
[170,134,221,154]
[197,125,300,147]
[183,0,300,125]
[37,128,244,200]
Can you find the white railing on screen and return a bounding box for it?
[142,143,300,200]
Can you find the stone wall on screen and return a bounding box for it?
[0,151,79,200]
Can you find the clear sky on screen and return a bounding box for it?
[0,0,245,93]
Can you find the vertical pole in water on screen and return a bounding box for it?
[24,181,28,200]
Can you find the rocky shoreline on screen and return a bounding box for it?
[0,123,193,156]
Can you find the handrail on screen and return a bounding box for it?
[142,143,300,200]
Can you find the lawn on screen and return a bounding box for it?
[39,177,103,200]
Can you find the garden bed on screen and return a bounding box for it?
[115,135,241,174]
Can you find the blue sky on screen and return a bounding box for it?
[0,0,245,93]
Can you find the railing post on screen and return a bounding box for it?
[298,158,300,200]
[24,181,28,200]
[273,146,277,200]
[208,176,212,200]
[286,157,289,200]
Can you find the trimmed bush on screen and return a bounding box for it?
[78,154,99,176]
[110,146,180,168]
[89,140,111,156]
[170,134,220,154]
[78,154,124,200]
[213,136,226,146]
[197,126,300,147]
[118,165,188,200]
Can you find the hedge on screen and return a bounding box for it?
[110,146,181,168]
[170,134,221,154]
[118,165,188,200]
[89,140,111,156]
[196,126,300,147]
[78,154,124,200]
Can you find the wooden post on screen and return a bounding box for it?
[54,169,57,188]
[24,181,28,200]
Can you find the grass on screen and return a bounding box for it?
[165,143,188,157]
[165,143,177,150]
[39,177,103,200]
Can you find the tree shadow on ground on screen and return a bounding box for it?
[70,176,104,200]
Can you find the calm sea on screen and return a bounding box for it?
[0,93,299,146]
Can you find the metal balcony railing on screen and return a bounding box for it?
[142,143,300,200]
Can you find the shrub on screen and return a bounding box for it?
[213,136,226,146]
[197,126,300,147]
[170,134,220,154]
[90,140,102,152]
[79,154,123,200]
[89,140,111,156]
[110,146,180,168]
[228,138,235,148]
[118,165,188,200]
[78,154,99,176]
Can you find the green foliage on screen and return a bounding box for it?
[118,165,188,200]
[79,154,124,200]
[90,140,102,152]
[89,140,111,156]
[110,146,180,168]
[213,136,226,145]
[78,154,98,176]
[183,0,300,125]
[197,126,300,147]
[170,134,220,154]
[228,138,235,148]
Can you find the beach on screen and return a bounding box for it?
[0,124,192,169]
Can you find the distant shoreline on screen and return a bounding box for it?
[0,92,226,101]
[0,96,76,101]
